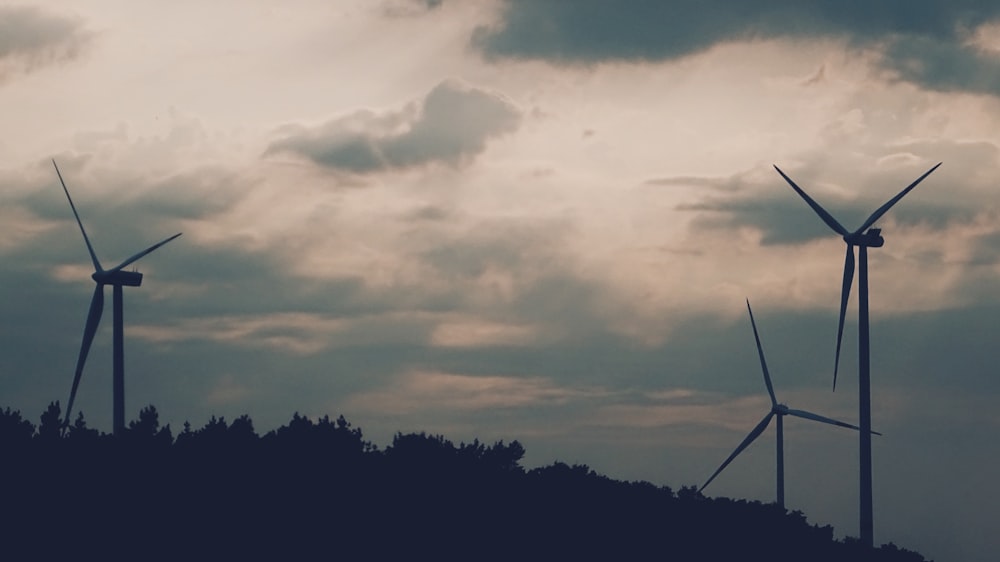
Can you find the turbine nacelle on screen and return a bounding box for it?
[844,228,884,248]
[93,270,143,287]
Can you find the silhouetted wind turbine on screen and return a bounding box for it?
[54,160,181,436]
[700,300,868,509]
[774,162,940,547]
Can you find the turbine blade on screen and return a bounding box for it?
[773,165,849,236]
[857,163,942,234]
[785,408,882,436]
[833,245,855,391]
[63,284,104,426]
[109,232,182,272]
[53,159,103,273]
[699,412,774,493]
[746,299,776,407]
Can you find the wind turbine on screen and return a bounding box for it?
[773,162,940,547]
[54,160,181,436]
[700,300,868,509]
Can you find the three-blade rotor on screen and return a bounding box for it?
[699,300,868,495]
[54,160,182,427]
[773,163,941,389]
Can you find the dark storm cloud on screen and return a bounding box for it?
[650,171,844,244]
[473,0,1000,94]
[881,33,1000,95]
[679,192,850,245]
[0,6,92,80]
[265,79,521,174]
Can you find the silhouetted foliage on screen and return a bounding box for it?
[0,407,34,448]
[125,404,172,449]
[36,400,62,443]
[0,404,933,562]
[228,413,257,442]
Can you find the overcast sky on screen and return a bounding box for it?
[2,1,998,559]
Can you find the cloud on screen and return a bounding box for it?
[472,1,1000,94]
[347,370,595,414]
[679,192,847,246]
[645,175,747,192]
[381,0,445,17]
[880,31,1000,95]
[205,373,254,407]
[0,6,92,82]
[589,390,764,432]
[429,320,538,347]
[407,217,647,343]
[265,79,521,174]
[129,313,350,355]
[405,205,452,222]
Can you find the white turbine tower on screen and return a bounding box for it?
[700,300,870,508]
[54,160,181,436]
[773,162,940,547]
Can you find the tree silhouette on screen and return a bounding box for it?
[125,404,173,448]
[0,403,933,562]
[0,407,34,448]
[36,401,62,442]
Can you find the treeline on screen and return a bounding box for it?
[0,403,930,561]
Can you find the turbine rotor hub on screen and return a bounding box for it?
[844,228,884,248]
[92,270,143,287]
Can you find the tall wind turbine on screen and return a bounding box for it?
[54,160,181,436]
[774,162,940,547]
[700,300,868,508]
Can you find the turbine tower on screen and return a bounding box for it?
[700,300,867,508]
[54,160,181,436]
[774,162,940,547]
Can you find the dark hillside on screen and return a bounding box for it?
[0,404,930,561]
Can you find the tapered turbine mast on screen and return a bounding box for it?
[55,160,181,435]
[700,300,869,508]
[774,162,940,547]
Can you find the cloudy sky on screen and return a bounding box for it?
[2,1,999,559]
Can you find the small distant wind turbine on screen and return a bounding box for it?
[773,162,939,547]
[54,160,181,436]
[699,300,869,509]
